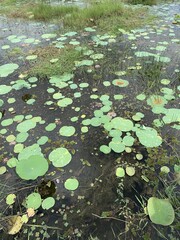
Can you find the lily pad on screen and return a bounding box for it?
[42,197,55,210]
[16,155,48,180]
[59,126,76,137]
[0,63,19,77]
[136,127,162,147]
[64,178,79,191]
[25,193,42,210]
[49,147,72,167]
[116,167,125,177]
[147,197,175,226]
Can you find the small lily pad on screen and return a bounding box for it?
[64,178,79,191]
[116,167,125,177]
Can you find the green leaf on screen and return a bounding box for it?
[25,193,42,210]
[147,197,175,226]
[64,178,79,191]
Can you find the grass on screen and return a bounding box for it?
[32,3,79,21]
[0,0,153,33]
[63,0,149,32]
[126,0,157,5]
[28,45,84,77]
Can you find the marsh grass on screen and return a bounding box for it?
[0,0,152,33]
[28,45,84,77]
[126,0,157,5]
[32,3,79,21]
[63,0,149,32]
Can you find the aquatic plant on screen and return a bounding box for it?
[146,197,175,226]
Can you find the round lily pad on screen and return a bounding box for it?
[126,166,135,176]
[116,167,125,177]
[112,79,129,87]
[25,193,42,210]
[64,178,79,191]
[111,117,134,132]
[57,98,73,107]
[0,63,19,77]
[147,197,175,226]
[59,126,76,137]
[100,145,111,154]
[49,147,72,167]
[6,194,16,205]
[16,155,48,180]
[42,197,55,210]
[136,127,162,147]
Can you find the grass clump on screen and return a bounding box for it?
[28,46,83,77]
[126,0,157,5]
[63,0,149,32]
[0,0,152,33]
[32,3,79,21]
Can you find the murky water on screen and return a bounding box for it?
[0,1,179,239]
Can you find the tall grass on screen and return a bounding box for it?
[32,3,79,21]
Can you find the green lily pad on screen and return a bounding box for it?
[136,127,162,147]
[100,145,111,154]
[16,119,36,132]
[6,194,16,205]
[111,117,134,132]
[64,178,79,191]
[49,147,72,167]
[109,138,125,153]
[116,167,125,177]
[0,85,12,95]
[0,166,7,175]
[126,166,135,176]
[42,197,55,210]
[59,126,76,137]
[16,155,48,180]
[57,98,73,107]
[147,95,167,108]
[0,63,19,77]
[25,193,42,210]
[147,197,175,226]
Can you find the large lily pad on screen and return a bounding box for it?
[0,63,19,77]
[136,127,162,147]
[16,155,48,180]
[111,117,134,132]
[49,147,72,167]
[147,197,175,226]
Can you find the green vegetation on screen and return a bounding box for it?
[28,46,84,77]
[127,0,157,5]
[0,0,152,33]
[32,3,79,21]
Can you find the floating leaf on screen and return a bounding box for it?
[111,117,134,132]
[126,166,135,176]
[0,63,19,77]
[49,147,72,167]
[64,178,79,191]
[136,127,162,147]
[100,145,111,154]
[147,197,175,226]
[112,79,129,87]
[116,167,125,177]
[16,155,48,180]
[42,197,55,210]
[59,126,76,137]
[25,193,42,210]
[0,166,7,175]
[6,194,16,205]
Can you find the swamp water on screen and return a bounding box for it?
[0,1,180,239]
